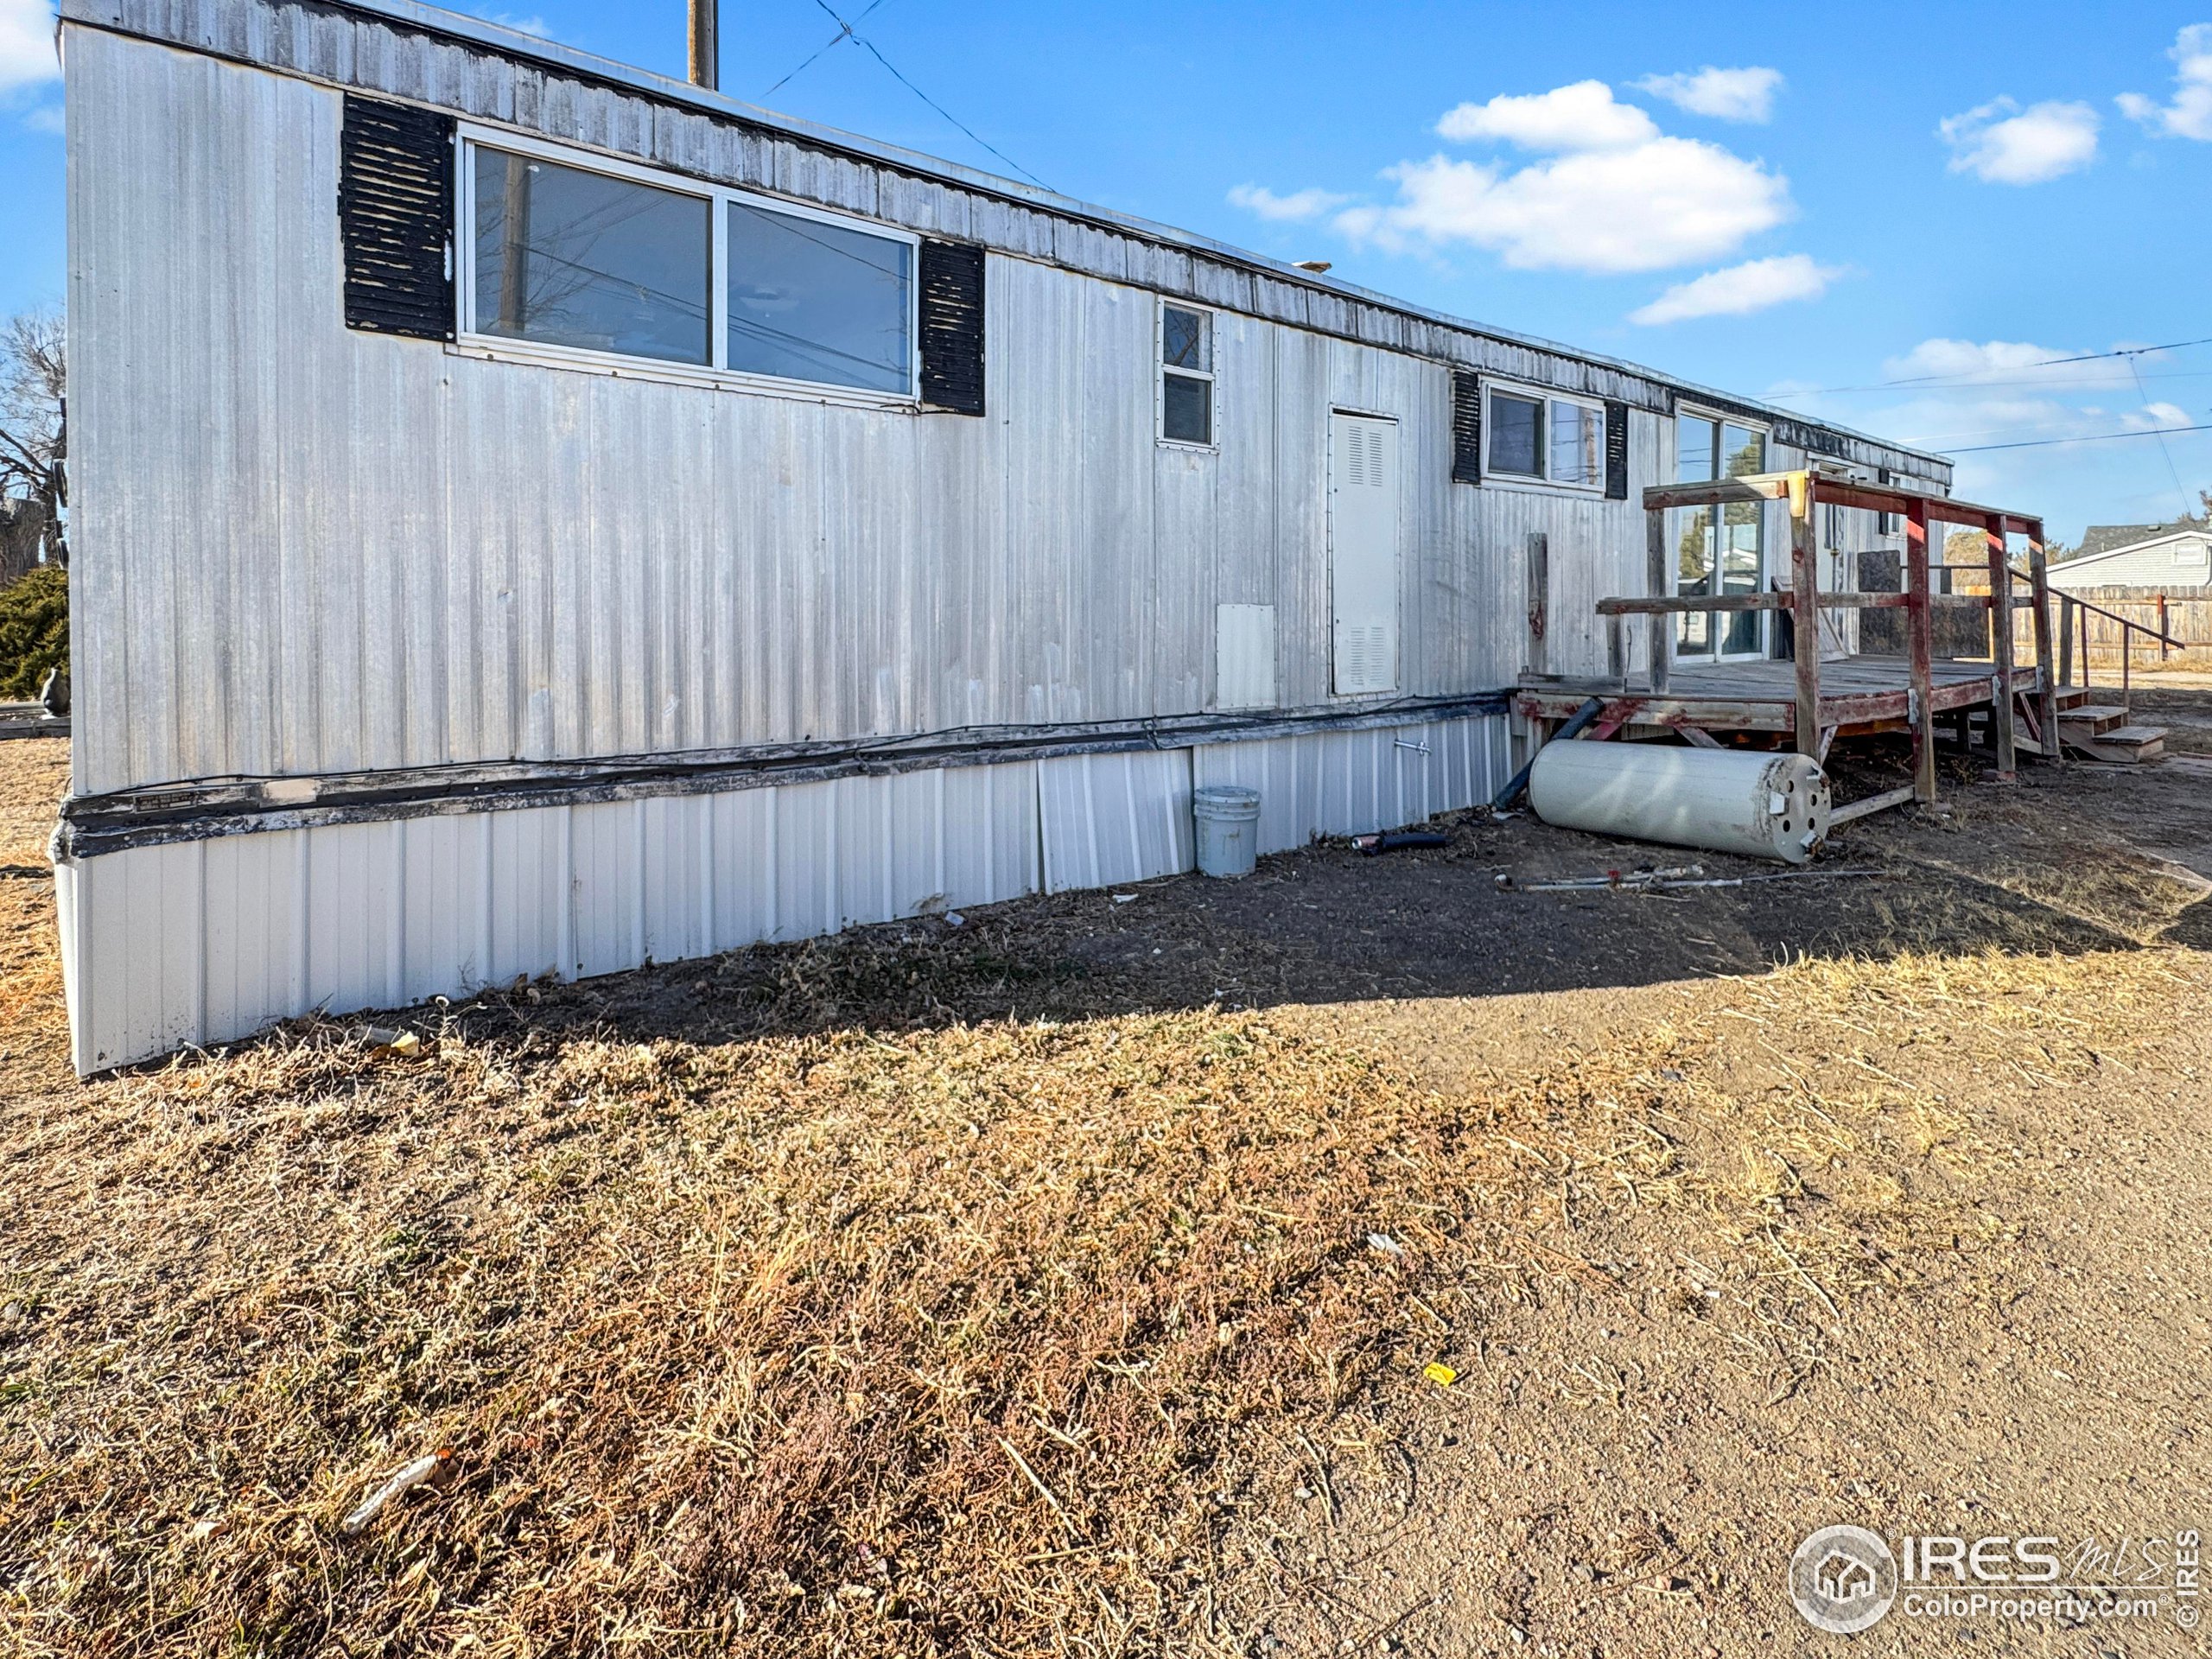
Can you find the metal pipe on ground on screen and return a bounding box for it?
[1491,696,1605,810]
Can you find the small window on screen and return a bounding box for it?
[472,146,710,365]
[727,200,913,394]
[1160,303,1214,446]
[1484,386,1606,489]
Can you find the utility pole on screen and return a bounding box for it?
[688,0,718,90]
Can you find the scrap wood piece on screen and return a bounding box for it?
[1828,784,1917,826]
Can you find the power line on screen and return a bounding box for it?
[761,0,893,99]
[774,0,1051,193]
[2129,355,2197,517]
[1768,335,2212,399]
[1938,423,2212,454]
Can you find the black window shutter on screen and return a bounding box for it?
[918,239,986,416]
[1450,372,1482,484]
[340,96,456,341]
[1603,399,1630,499]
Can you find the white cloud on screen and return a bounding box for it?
[1336,136,1789,274]
[0,0,59,93]
[1226,183,1350,222]
[2118,23,2212,139]
[2123,400,2192,430]
[1879,337,2126,390]
[472,7,550,37]
[20,99,60,133]
[1939,98,2099,183]
[1435,80,1658,150]
[1630,253,1838,325]
[1634,67,1783,124]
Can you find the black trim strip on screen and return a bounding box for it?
[55,695,1511,859]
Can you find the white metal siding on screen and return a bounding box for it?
[1192,715,1507,856]
[1036,750,1195,893]
[60,719,1512,1069]
[59,760,1045,1073]
[67,30,1885,798]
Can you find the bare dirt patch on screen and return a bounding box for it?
[2,728,2208,1658]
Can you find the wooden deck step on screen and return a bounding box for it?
[2053,686,2091,710]
[2057,703,2131,734]
[2069,724,2167,762]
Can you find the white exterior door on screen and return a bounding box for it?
[1331,411,1399,696]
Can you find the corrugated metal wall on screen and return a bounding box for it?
[60,758,1046,1071]
[69,28,1845,800]
[60,717,1507,1071]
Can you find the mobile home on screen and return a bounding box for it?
[52,0,1952,1071]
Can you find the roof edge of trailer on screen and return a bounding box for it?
[60,0,1950,479]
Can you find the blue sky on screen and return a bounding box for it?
[4,0,2210,543]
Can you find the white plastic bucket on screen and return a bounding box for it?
[1192,784,1262,878]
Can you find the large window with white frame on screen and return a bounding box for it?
[1674,410,1768,660]
[1159,302,1215,447]
[459,131,919,399]
[1485,382,1605,490]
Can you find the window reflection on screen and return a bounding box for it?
[473,148,710,365]
[727,200,912,394]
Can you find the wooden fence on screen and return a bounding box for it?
[2015,584,2212,675]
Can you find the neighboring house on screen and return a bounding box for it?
[49,0,1950,1072]
[2069,517,2207,562]
[2047,527,2212,592]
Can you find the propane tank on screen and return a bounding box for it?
[1527,741,1831,864]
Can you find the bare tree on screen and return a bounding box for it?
[0,308,66,575]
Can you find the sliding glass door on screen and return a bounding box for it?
[1674,413,1768,662]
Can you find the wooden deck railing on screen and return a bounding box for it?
[1605,471,2054,798]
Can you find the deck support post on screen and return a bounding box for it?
[1645,509,1671,695]
[2057,594,2075,688]
[1986,518,2017,780]
[1905,499,1936,803]
[1788,475,1821,760]
[1606,614,1627,690]
[2028,527,2059,768]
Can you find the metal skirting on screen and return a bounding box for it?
[1192,715,1506,857]
[55,714,1508,1073]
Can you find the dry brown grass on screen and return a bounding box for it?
[3,733,2207,1655]
[4,926,2199,1657]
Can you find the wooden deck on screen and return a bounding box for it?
[1516,654,2044,742]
